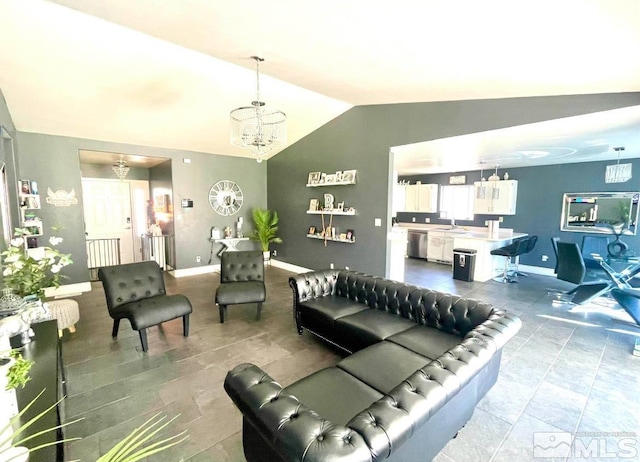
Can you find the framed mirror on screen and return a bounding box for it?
[560,192,639,235]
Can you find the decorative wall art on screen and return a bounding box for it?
[45,188,79,207]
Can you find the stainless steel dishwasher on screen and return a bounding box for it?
[407,230,429,258]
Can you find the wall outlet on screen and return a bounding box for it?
[374,218,382,227]
[485,220,489,226]
[541,255,549,262]
[412,217,416,222]
[196,256,201,263]
[425,218,430,223]
[272,249,277,257]
[499,216,504,222]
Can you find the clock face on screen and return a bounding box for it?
[209,180,243,216]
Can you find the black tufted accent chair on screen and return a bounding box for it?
[98,261,193,352]
[215,250,266,323]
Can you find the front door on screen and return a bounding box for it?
[82,178,134,265]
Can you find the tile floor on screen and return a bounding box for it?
[60,260,640,461]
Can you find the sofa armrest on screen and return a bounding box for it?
[289,270,341,303]
[224,363,372,462]
[464,308,522,350]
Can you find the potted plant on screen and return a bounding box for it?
[248,208,283,261]
[1,229,73,299]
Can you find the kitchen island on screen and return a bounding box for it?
[452,230,527,282]
[395,224,527,282]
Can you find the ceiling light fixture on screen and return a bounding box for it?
[605,147,631,183]
[112,160,130,181]
[230,56,287,163]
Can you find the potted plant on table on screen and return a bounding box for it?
[248,208,283,261]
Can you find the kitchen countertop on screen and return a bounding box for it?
[394,223,524,241]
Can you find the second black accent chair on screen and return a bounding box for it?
[215,250,266,323]
[98,261,193,352]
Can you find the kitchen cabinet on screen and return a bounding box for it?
[403,183,438,213]
[427,231,454,263]
[473,180,518,215]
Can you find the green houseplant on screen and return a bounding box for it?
[1,229,73,299]
[248,208,283,260]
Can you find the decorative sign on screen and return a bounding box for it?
[449,175,466,185]
[46,188,78,207]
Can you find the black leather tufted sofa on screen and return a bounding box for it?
[98,261,193,352]
[224,270,521,461]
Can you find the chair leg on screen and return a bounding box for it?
[256,302,262,320]
[139,329,149,352]
[219,304,226,323]
[183,314,190,337]
[112,319,120,338]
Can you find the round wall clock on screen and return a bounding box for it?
[209,180,243,216]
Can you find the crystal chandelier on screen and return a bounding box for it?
[605,146,632,183]
[112,160,130,181]
[230,56,287,163]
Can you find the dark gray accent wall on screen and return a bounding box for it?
[14,132,266,284]
[398,158,640,269]
[268,93,640,277]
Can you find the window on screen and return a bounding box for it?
[439,185,474,221]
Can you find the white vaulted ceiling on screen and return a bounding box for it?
[1,0,639,165]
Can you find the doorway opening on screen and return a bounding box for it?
[78,150,175,279]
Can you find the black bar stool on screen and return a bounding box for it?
[491,238,529,283]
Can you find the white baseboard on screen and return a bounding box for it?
[519,264,555,277]
[44,281,92,298]
[169,264,220,278]
[269,259,312,274]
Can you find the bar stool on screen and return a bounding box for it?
[491,238,528,283]
[513,235,538,277]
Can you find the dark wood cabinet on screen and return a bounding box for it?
[13,320,64,462]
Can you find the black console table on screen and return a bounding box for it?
[12,320,64,462]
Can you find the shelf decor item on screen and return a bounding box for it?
[1,229,73,298]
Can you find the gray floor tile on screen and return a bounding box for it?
[59,260,640,461]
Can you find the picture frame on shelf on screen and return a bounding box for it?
[342,170,357,183]
[309,199,318,211]
[325,174,336,184]
[26,196,40,209]
[26,236,38,249]
[339,233,347,240]
[335,171,343,182]
[320,173,327,184]
[308,226,316,235]
[308,172,321,185]
[19,179,31,195]
[337,201,344,212]
[346,229,354,241]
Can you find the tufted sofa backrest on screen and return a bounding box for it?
[98,261,166,312]
[333,270,493,337]
[220,250,264,283]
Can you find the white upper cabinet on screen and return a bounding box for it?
[473,180,518,215]
[402,183,438,213]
